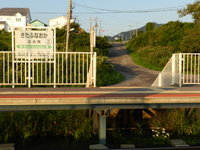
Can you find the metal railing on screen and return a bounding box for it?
[0,51,96,88]
[152,53,200,87]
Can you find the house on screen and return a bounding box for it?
[0,8,31,31]
[29,19,47,27]
[0,21,8,31]
[49,16,67,28]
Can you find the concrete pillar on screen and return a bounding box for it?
[96,110,110,145]
[93,110,99,134]
[99,115,107,144]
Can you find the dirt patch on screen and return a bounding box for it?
[108,42,159,87]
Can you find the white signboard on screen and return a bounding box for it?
[15,29,54,59]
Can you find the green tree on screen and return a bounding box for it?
[178,0,200,23]
[145,22,155,32]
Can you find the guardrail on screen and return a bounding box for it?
[0,51,96,88]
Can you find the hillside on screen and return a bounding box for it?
[127,21,199,70]
[108,22,162,41]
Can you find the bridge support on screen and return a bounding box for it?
[96,109,110,144]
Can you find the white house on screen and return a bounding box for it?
[0,8,31,32]
[0,21,8,31]
[49,16,67,28]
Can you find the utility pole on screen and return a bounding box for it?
[99,20,102,36]
[128,25,133,40]
[66,0,72,52]
[135,29,138,37]
[90,18,98,52]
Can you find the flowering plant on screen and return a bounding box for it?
[152,127,170,139]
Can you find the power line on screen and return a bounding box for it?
[75,3,184,13]
[29,4,184,15]
[30,8,181,15]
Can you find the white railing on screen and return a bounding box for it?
[0,51,96,88]
[152,53,200,87]
[182,53,200,85]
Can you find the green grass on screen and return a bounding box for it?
[130,52,162,71]
[182,136,200,146]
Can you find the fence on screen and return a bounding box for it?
[152,53,200,87]
[0,51,96,88]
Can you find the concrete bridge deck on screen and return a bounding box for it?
[0,87,200,111]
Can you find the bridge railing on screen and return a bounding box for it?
[0,51,96,88]
[152,53,200,87]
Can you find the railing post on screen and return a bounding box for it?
[12,52,15,88]
[179,53,182,87]
[54,52,56,88]
[93,52,97,87]
[12,28,15,88]
[172,54,176,85]
[28,52,31,88]
[158,73,162,87]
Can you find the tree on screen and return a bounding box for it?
[178,0,200,23]
[145,22,155,32]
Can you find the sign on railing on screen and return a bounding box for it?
[0,27,96,88]
[0,52,96,88]
[13,27,56,59]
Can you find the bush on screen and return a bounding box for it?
[127,21,196,70]
[96,57,124,86]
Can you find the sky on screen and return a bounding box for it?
[0,0,197,36]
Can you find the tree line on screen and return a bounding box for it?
[127,0,200,70]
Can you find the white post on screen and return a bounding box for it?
[54,28,56,88]
[158,73,162,87]
[179,53,182,87]
[12,28,15,88]
[93,52,97,87]
[172,54,176,85]
[28,52,31,88]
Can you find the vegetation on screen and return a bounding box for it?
[149,109,200,145]
[0,111,97,150]
[127,21,199,70]
[127,1,200,70]
[178,0,200,23]
[0,30,11,51]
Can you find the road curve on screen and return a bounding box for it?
[108,42,159,87]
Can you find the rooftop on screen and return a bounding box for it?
[0,8,30,16]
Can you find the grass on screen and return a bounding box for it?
[130,52,162,71]
[182,136,200,146]
[14,136,98,150]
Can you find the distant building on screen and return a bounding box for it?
[29,19,47,27]
[0,8,31,32]
[49,16,67,28]
[0,21,8,31]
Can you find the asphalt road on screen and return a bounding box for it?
[108,42,159,87]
